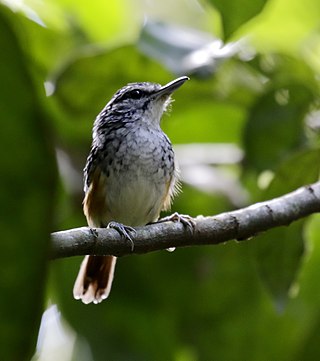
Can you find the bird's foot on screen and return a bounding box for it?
[89,227,99,238]
[156,212,195,232]
[154,212,195,252]
[107,221,136,251]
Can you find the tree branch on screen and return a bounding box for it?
[50,182,320,260]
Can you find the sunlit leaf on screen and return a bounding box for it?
[207,0,268,39]
[236,0,320,54]
[25,0,139,44]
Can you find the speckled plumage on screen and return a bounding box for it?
[73,77,189,304]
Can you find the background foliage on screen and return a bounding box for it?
[1,0,320,360]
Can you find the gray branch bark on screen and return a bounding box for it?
[50,182,320,260]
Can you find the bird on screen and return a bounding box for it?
[73,76,189,304]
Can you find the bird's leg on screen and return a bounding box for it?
[107,221,136,251]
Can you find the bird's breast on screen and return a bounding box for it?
[97,126,176,226]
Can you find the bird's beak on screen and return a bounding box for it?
[154,76,189,98]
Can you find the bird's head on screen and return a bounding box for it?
[104,76,189,126]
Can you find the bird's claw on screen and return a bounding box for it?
[107,221,136,251]
[157,212,195,232]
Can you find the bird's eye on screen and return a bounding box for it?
[129,90,142,99]
[117,89,144,102]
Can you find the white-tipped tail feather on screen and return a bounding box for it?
[73,255,117,304]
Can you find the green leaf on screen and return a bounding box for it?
[244,83,313,171]
[294,215,320,360]
[252,149,320,309]
[22,0,139,44]
[0,6,56,361]
[252,222,305,311]
[207,0,268,39]
[296,318,320,361]
[263,149,320,199]
[236,0,320,54]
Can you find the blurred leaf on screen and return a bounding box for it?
[18,15,78,78]
[293,215,320,360]
[207,0,268,39]
[24,0,139,44]
[252,149,320,309]
[263,149,320,198]
[259,54,318,86]
[236,0,320,54]
[58,0,139,43]
[252,222,305,312]
[244,82,314,171]
[139,20,230,77]
[53,241,277,361]
[296,319,320,361]
[0,6,56,361]
[5,0,141,80]
[166,97,246,145]
[211,58,265,106]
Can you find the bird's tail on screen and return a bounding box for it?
[73,255,117,304]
